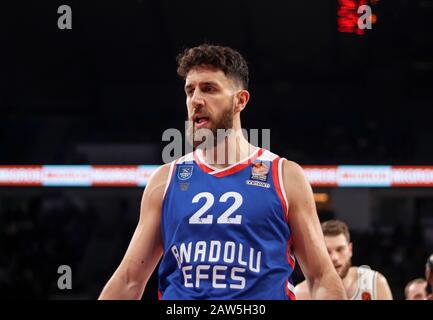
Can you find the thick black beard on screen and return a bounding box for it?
[192,107,234,149]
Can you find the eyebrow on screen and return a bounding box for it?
[184,81,220,91]
[184,84,193,92]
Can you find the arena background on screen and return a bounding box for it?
[1,0,433,299]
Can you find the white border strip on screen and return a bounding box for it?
[1,165,433,187]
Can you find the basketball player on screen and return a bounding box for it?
[426,254,433,300]
[404,278,428,300]
[99,44,347,300]
[295,219,393,300]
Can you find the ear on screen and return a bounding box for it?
[234,90,250,113]
[348,242,353,258]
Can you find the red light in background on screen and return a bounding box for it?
[338,0,370,35]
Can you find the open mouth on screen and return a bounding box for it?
[193,116,209,129]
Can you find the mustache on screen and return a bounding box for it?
[190,109,211,121]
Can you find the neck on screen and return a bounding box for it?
[342,267,358,295]
[199,132,256,169]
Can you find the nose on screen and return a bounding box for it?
[190,88,205,109]
[329,251,339,264]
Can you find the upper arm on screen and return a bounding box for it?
[281,160,335,284]
[376,272,393,300]
[114,163,171,285]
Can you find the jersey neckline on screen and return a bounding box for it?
[193,147,264,178]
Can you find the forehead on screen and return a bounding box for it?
[409,282,427,292]
[185,66,231,87]
[324,234,349,248]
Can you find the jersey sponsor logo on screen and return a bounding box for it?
[250,161,270,182]
[361,292,372,300]
[246,180,270,188]
[178,165,194,181]
[170,240,262,290]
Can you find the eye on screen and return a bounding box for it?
[203,85,215,93]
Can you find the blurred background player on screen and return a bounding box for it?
[404,278,428,300]
[426,254,433,300]
[295,219,393,300]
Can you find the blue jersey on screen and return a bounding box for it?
[158,148,296,300]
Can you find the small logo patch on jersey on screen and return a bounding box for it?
[246,180,270,188]
[178,165,193,181]
[251,161,270,182]
[361,292,372,300]
[179,183,190,191]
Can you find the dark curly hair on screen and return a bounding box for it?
[176,44,249,89]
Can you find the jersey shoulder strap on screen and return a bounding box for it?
[356,265,378,300]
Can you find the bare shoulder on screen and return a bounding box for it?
[148,162,172,186]
[140,162,173,209]
[375,272,390,285]
[281,159,309,187]
[374,271,393,300]
[280,159,313,202]
[281,159,305,177]
[294,280,312,300]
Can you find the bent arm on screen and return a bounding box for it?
[98,164,170,300]
[282,160,347,300]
